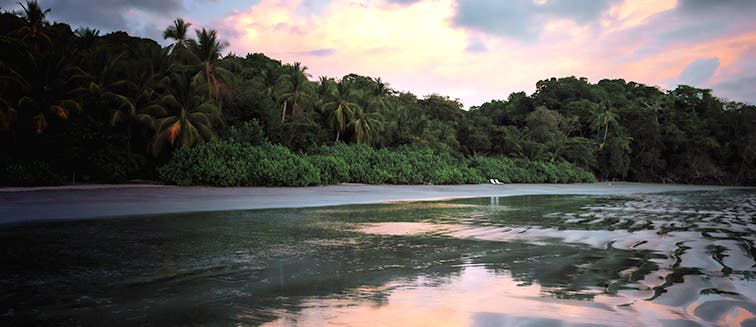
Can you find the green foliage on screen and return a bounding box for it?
[1,160,65,186]
[223,83,279,137]
[157,140,253,186]
[305,154,349,185]
[88,147,146,182]
[248,143,320,186]
[158,141,320,186]
[222,120,266,146]
[467,155,596,184]
[310,143,483,185]
[0,3,754,187]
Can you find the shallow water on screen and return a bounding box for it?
[0,190,754,326]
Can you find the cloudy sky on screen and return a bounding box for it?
[3,0,755,107]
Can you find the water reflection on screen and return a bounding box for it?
[0,190,754,326]
[262,265,673,326]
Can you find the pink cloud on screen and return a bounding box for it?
[210,0,755,106]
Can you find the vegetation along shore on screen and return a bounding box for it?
[1,1,754,187]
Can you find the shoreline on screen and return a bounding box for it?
[1,182,752,225]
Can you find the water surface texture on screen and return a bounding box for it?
[1,190,755,326]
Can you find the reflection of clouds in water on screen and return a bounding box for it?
[1,191,753,326]
[353,191,756,326]
[262,265,720,326]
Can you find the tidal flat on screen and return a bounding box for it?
[1,187,754,326]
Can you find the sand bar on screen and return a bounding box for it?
[0,183,751,225]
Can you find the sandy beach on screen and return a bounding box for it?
[0,182,751,225]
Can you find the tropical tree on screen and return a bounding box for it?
[1,44,81,135]
[325,80,361,141]
[189,28,236,109]
[277,62,313,122]
[258,64,280,97]
[0,35,28,131]
[590,104,618,149]
[599,134,633,179]
[15,0,51,58]
[74,27,99,50]
[316,76,335,99]
[163,18,194,56]
[368,77,392,112]
[147,72,222,156]
[349,108,382,144]
[311,76,333,126]
[72,50,159,152]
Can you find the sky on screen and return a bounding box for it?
[3,0,755,107]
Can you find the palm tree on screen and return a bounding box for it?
[0,35,28,131]
[277,62,313,122]
[74,27,99,50]
[163,18,194,56]
[258,64,280,97]
[0,38,81,134]
[316,76,335,99]
[15,0,51,58]
[326,80,361,141]
[125,41,170,90]
[189,28,236,109]
[73,52,133,112]
[312,76,334,123]
[115,42,172,152]
[72,50,155,151]
[349,107,382,144]
[590,104,618,150]
[368,77,392,111]
[147,72,222,156]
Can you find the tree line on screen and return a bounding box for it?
[1,1,754,186]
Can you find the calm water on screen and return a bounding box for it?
[1,190,754,326]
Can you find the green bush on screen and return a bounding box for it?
[248,144,320,186]
[469,155,513,183]
[159,142,321,186]
[306,154,349,185]
[89,148,146,182]
[468,155,595,184]
[158,141,253,186]
[222,120,267,146]
[309,143,484,185]
[159,141,594,187]
[1,160,66,186]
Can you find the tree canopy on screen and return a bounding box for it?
[1,1,754,186]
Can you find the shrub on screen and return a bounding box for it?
[159,141,322,187]
[158,141,595,187]
[1,160,66,186]
[89,148,146,182]
[468,155,595,184]
[310,143,483,185]
[248,144,320,186]
[158,141,253,186]
[306,154,349,185]
[222,120,266,146]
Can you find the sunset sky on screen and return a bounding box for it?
[4,0,755,107]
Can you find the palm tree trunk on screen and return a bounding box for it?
[205,63,212,98]
[336,130,340,142]
[281,100,287,123]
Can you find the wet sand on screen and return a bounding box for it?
[0,182,750,224]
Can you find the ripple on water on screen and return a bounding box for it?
[352,190,756,326]
[1,190,754,326]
